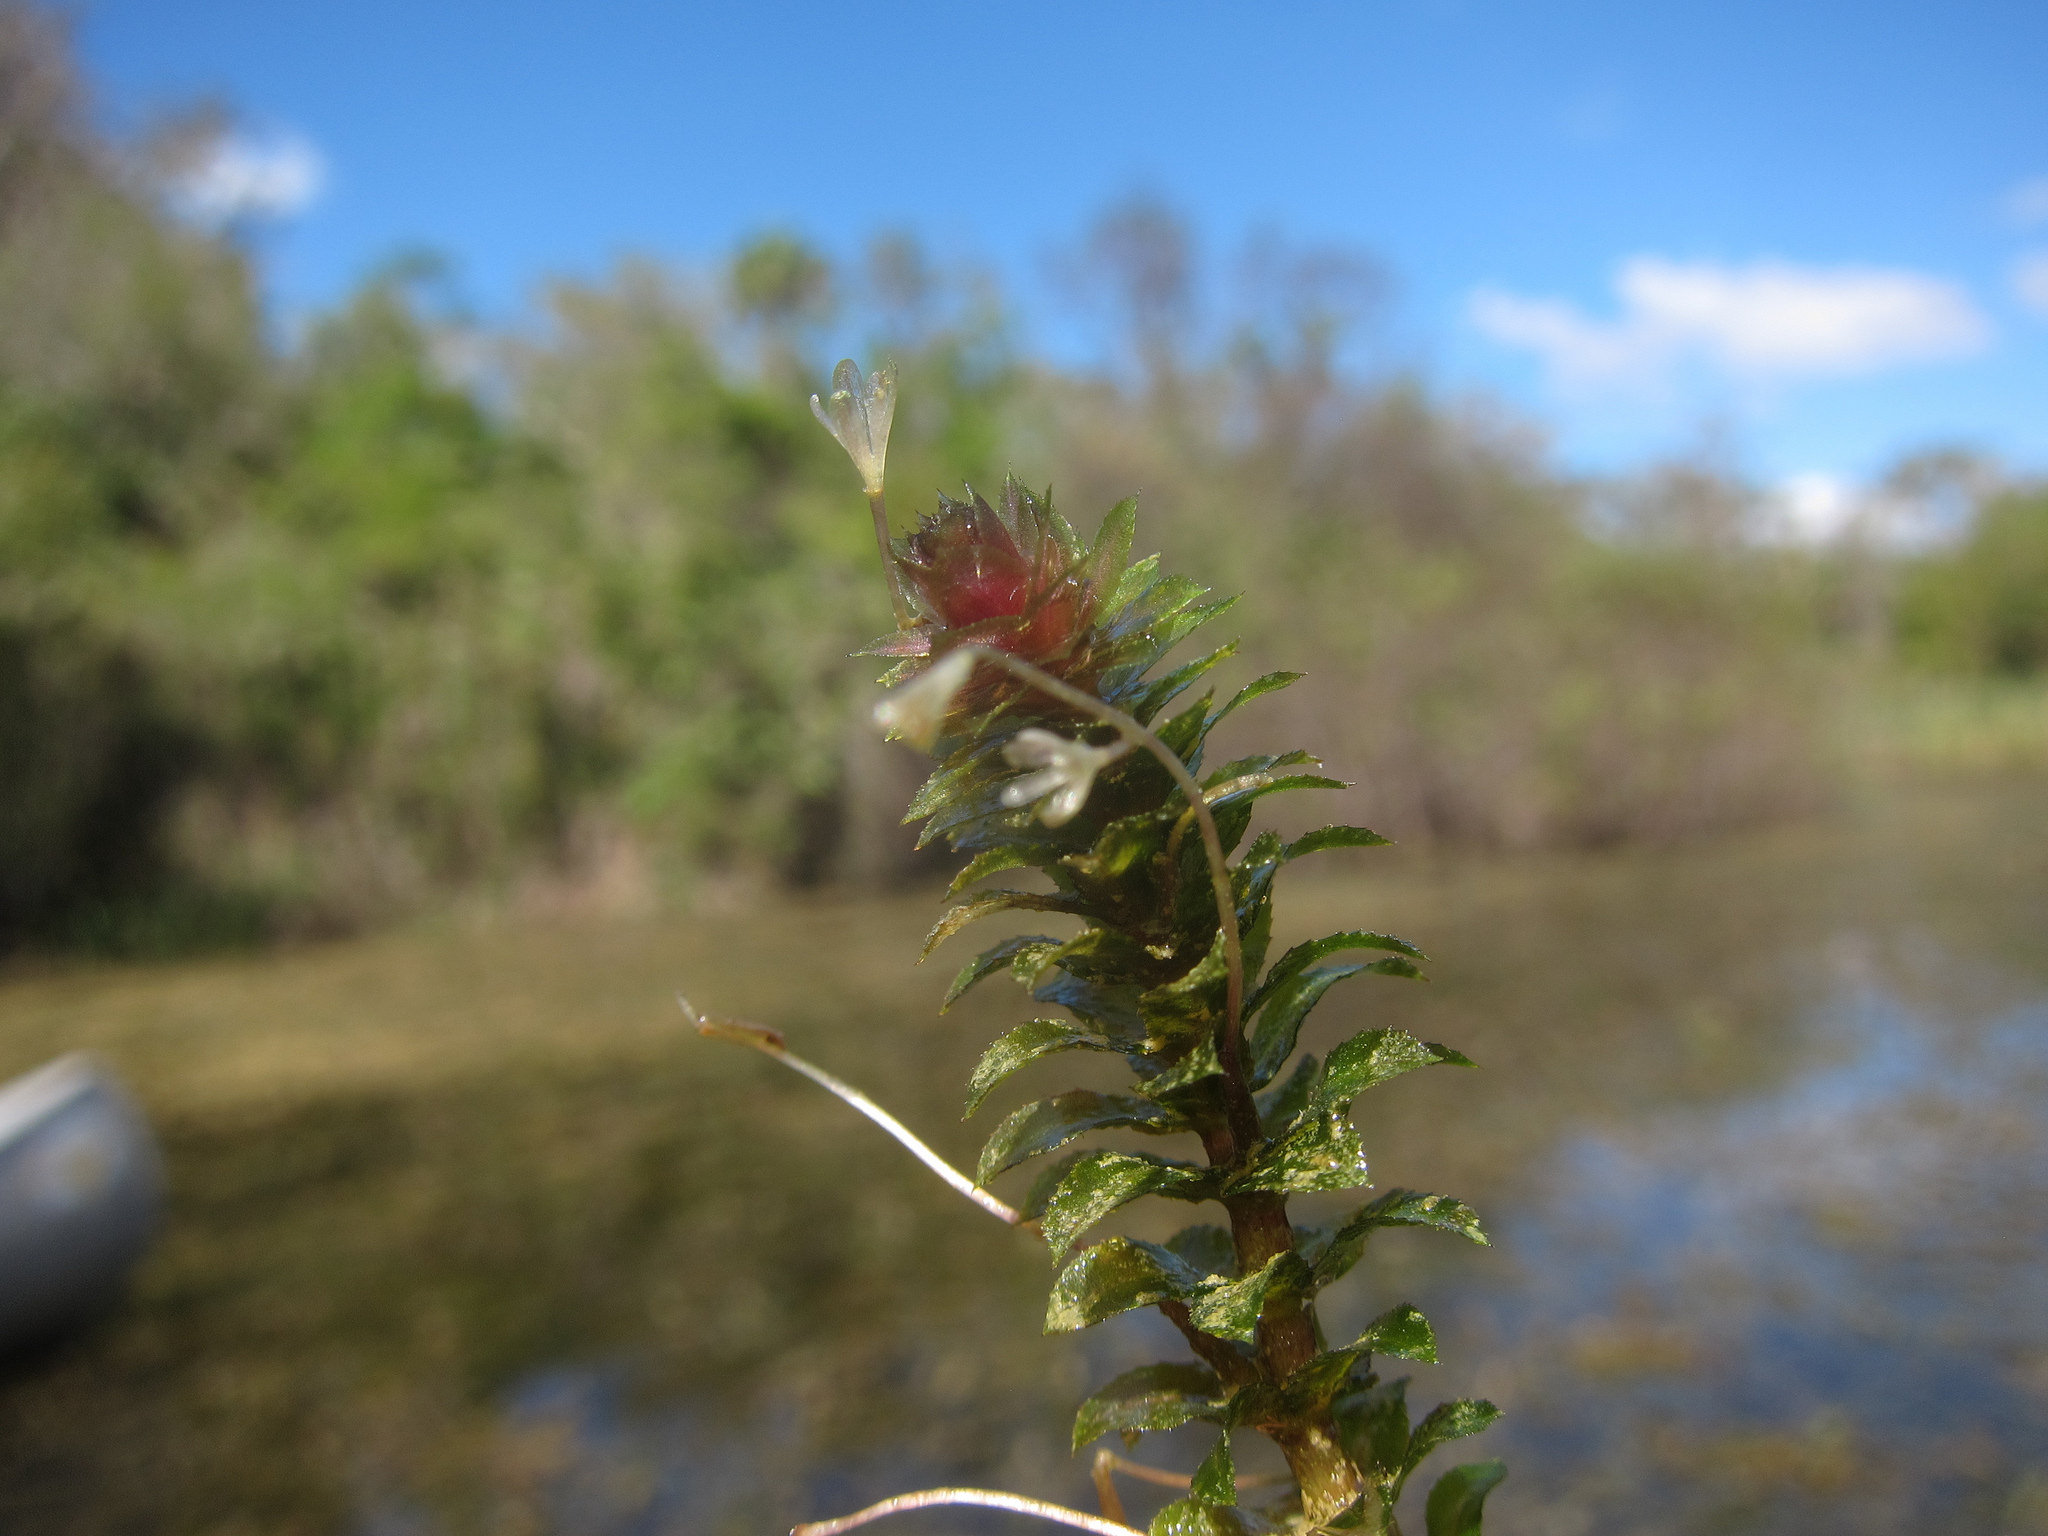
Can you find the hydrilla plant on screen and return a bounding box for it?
[688,360,1505,1536]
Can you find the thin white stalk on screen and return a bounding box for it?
[1091,1449,1286,1502]
[955,646,1243,1037]
[1093,1451,1195,1491]
[792,1488,1141,1536]
[867,489,911,627]
[950,645,1257,1145]
[681,998,1023,1226]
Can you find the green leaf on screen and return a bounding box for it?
[1339,1377,1411,1482]
[1407,1401,1503,1475]
[1213,670,1304,725]
[917,780,1039,852]
[1151,899,1273,1042]
[1190,1433,1236,1505]
[1154,689,1218,759]
[1141,1035,1224,1100]
[1284,825,1392,860]
[1213,1378,1285,1434]
[1040,1150,1208,1256]
[944,934,1061,1013]
[1424,1461,1506,1536]
[1188,1252,1311,1343]
[1137,923,1234,1049]
[1204,749,1317,786]
[964,1019,1114,1117]
[946,845,1047,899]
[1069,809,1174,885]
[1322,1030,1475,1104]
[1279,1346,1371,1413]
[1031,980,1147,1060]
[1351,1303,1438,1364]
[1228,1108,1371,1196]
[904,753,984,825]
[1247,964,1369,1088]
[1151,594,1241,664]
[1046,924,1160,985]
[1206,772,1349,816]
[1256,1053,1320,1138]
[1134,642,1240,725]
[1164,1223,1237,1277]
[978,1090,1185,1183]
[1251,931,1425,1013]
[1072,1362,1224,1449]
[1098,552,1162,628]
[1088,495,1138,590]
[1021,1149,1088,1220]
[1046,1237,1203,1332]
[921,889,1080,959]
[1313,1190,1490,1285]
[1237,897,1275,996]
[1232,829,1286,904]
[1151,1500,1272,1536]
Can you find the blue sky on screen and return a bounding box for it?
[75,0,2048,511]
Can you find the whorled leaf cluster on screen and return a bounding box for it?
[891,476,1506,1535]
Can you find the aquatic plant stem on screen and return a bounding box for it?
[793,1488,1140,1536]
[955,646,1258,1148]
[945,648,1367,1522]
[681,998,1023,1226]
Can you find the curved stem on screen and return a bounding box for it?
[1094,1452,1192,1497]
[1091,1451,1131,1524]
[1162,804,1197,888]
[959,647,1259,1148]
[1092,1451,1287,1500]
[682,998,1023,1226]
[793,1488,1140,1536]
[947,651,1355,1514]
[868,490,912,628]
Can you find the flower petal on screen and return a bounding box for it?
[1042,781,1091,827]
[873,648,976,752]
[811,358,897,494]
[1002,728,1070,770]
[999,767,1067,809]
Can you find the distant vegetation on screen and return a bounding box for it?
[0,7,2038,954]
[1896,482,2048,675]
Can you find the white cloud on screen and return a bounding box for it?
[2004,176,2048,227]
[1470,256,1990,390]
[1753,471,1982,550]
[173,130,324,223]
[2014,249,2048,319]
[1468,287,1645,384]
[1756,472,1860,545]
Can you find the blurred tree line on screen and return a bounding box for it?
[0,9,2037,953]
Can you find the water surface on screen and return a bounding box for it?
[1,778,2044,1535]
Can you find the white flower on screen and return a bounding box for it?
[998,728,1129,827]
[810,357,897,495]
[873,649,977,752]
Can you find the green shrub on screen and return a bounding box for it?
[1898,487,2048,676]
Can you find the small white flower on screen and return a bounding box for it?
[998,728,1129,827]
[873,649,977,752]
[810,357,897,495]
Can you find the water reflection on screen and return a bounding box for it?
[397,944,2048,1534]
[1458,941,2048,1534]
[2,784,2045,1534]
